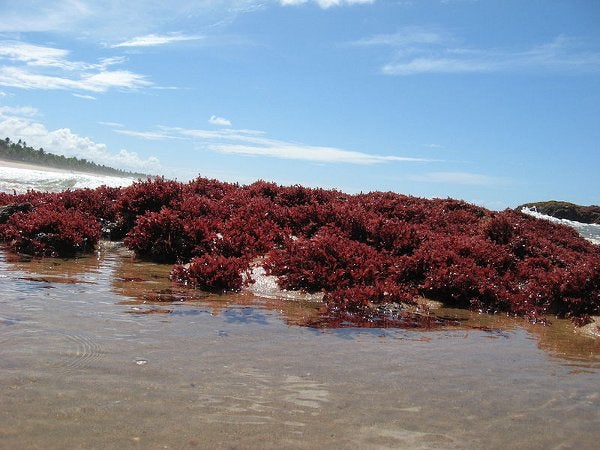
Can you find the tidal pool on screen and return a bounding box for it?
[1,243,599,449]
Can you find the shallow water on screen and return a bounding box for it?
[1,243,599,449]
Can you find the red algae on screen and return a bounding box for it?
[1,176,599,325]
[171,254,251,292]
[1,204,100,257]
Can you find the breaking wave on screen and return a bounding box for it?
[0,165,136,194]
[521,206,600,245]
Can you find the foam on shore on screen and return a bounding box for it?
[521,206,600,245]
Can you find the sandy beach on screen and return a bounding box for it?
[0,159,95,175]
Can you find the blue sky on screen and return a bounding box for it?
[0,0,599,209]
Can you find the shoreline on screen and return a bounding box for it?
[0,159,142,179]
[0,159,89,175]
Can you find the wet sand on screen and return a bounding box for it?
[1,243,599,449]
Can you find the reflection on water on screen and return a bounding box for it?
[1,242,599,449]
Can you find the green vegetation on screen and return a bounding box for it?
[0,137,149,179]
[520,201,600,225]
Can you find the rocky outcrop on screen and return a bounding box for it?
[519,201,600,225]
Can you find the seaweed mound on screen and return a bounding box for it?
[1,178,599,324]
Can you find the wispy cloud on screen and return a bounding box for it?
[0,42,127,71]
[0,41,151,92]
[0,1,92,33]
[112,33,204,48]
[114,124,433,165]
[209,115,232,126]
[0,1,265,40]
[73,93,97,100]
[98,121,124,128]
[0,66,151,92]
[0,111,160,171]
[353,27,449,48]
[0,106,40,118]
[0,1,378,44]
[280,0,374,8]
[0,41,72,68]
[353,28,600,75]
[207,142,427,164]
[0,0,378,42]
[408,171,499,185]
[116,129,183,141]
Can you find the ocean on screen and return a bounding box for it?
[0,163,136,194]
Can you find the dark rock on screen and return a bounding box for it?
[519,201,600,224]
[0,203,32,224]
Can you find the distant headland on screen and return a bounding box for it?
[0,137,150,179]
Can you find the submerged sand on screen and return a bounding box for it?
[1,243,599,449]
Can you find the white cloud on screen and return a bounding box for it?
[408,171,498,185]
[112,33,204,48]
[0,113,160,171]
[354,28,600,75]
[117,124,433,165]
[209,115,232,126]
[82,70,151,91]
[0,41,72,68]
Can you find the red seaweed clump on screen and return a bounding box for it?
[1,176,599,324]
[265,227,397,292]
[1,204,100,257]
[171,254,250,292]
[112,177,183,238]
[123,207,195,263]
[320,284,419,325]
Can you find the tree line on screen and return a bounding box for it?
[0,137,149,179]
